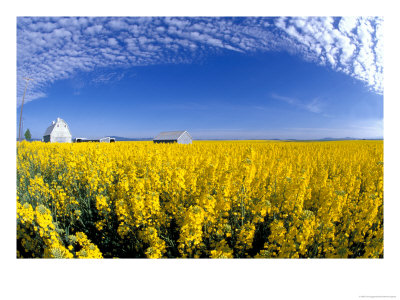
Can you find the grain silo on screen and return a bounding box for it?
[43,117,72,143]
[153,130,192,144]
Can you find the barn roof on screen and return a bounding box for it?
[43,117,68,136]
[153,130,189,141]
[43,122,56,136]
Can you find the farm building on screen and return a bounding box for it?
[74,137,115,143]
[100,137,115,143]
[153,130,192,144]
[43,117,72,143]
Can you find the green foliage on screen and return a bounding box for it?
[24,129,32,141]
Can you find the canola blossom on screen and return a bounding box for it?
[16,140,383,258]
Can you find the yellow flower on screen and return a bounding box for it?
[16,140,383,258]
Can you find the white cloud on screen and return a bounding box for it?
[17,17,384,105]
[52,28,72,39]
[271,93,325,114]
[92,71,126,85]
[271,93,297,105]
[305,98,323,114]
[107,19,128,30]
[274,16,383,93]
[338,17,358,36]
[108,38,118,47]
[84,24,103,35]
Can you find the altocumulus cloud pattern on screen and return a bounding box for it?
[17,17,383,104]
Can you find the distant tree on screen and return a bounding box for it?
[24,129,31,141]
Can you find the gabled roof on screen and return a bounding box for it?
[153,130,189,141]
[43,118,69,136]
[43,123,56,136]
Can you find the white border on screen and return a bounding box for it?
[2,1,399,299]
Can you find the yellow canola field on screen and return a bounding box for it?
[16,140,383,258]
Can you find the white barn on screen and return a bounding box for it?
[100,137,115,143]
[43,117,72,143]
[153,130,192,144]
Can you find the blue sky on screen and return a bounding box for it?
[17,16,383,139]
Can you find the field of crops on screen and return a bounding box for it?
[16,140,383,258]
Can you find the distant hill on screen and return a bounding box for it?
[108,136,153,141]
[19,136,383,142]
[318,137,357,141]
[18,136,154,142]
[317,137,383,141]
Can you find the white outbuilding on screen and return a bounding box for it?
[100,137,116,143]
[43,117,72,143]
[153,130,192,144]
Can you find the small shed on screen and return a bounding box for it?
[74,137,87,143]
[100,137,116,143]
[43,117,72,143]
[153,130,192,144]
[74,137,115,143]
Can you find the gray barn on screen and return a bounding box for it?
[43,117,72,143]
[153,130,192,144]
